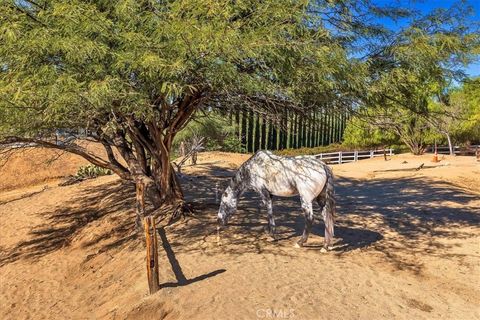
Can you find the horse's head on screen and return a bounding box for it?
[217,185,238,226]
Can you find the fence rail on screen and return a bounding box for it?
[425,145,480,155]
[315,148,393,164]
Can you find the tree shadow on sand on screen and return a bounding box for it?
[333,175,480,273]
[1,164,479,276]
[0,180,139,266]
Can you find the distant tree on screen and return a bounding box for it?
[343,107,440,155]
[427,96,462,155]
[407,77,480,155]
[449,78,480,144]
[376,108,438,155]
[359,4,479,154]
[343,115,399,149]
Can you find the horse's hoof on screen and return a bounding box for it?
[294,243,302,249]
[320,247,328,253]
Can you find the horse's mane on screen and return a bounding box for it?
[229,150,265,189]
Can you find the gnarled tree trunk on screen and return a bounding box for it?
[3,93,203,230]
[134,162,185,229]
[113,127,189,227]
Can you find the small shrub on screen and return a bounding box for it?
[389,144,411,154]
[274,143,407,157]
[76,165,112,179]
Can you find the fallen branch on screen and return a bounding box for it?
[415,163,425,171]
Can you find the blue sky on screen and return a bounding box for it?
[373,0,480,77]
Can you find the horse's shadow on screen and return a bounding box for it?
[262,220,382,252]
[216,206,383,253]
[298,225,382,252]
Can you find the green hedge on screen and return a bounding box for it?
[274,144,353,156]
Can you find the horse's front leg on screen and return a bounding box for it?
[296,198,313,248]
[261,190,276,240]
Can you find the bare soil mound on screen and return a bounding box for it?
[0,151,479,319]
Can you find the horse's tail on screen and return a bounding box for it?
[321,164,335,247]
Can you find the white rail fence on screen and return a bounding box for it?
[315,148,394,164]
[425,145,480,155]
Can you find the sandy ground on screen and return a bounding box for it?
[0,150,479,319]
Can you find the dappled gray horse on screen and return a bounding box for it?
[217,150,335,249]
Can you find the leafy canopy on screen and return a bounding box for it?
[0,0,478,154]
[0,0,355,139]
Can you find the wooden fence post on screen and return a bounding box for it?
[144,216,160,294]
[339,151,343,164]
[389,148,393,156]
[354,150,358,162]
[370,150,374,158]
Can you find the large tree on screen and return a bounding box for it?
[0,0,366,224]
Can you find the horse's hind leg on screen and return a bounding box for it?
[296,198,313,248]
[316,189,326,218]
[316,189,331,251]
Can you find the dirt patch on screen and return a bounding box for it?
[0,144,109,192]
[0,151,479,319]
[124,299,174,320]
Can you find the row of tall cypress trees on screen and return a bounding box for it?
[232,109,348,152]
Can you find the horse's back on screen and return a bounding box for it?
[248,150,328,200]
[251,149,326,172]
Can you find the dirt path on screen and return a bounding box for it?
[0,151,479,319]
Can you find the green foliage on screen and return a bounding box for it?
[449,78,480,143]
[364,10,480,116]
[222,135,244,153]
[388,144,412,154]
[343,116,399,148]
[173,113,241,152]
[344,106,444,155]
[274,144,350,156]
[76,164,112,179]
[0,0,350,139]
[358,4,480,155]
